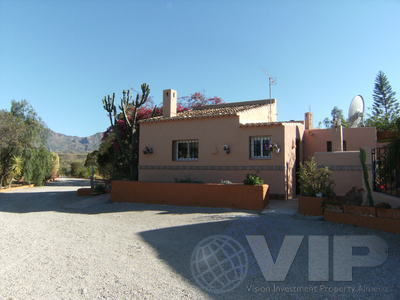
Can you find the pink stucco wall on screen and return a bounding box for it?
[283,124,304,198]
[303,127,377,160]
[314,151,369,196]
[139,116,303,198]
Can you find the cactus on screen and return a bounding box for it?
[359,148,374,206]
[101,84,151,180]
[102,93,116,127]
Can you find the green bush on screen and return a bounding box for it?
[298,158,334,197]
[243,174,264,185]
[22,147,53,186]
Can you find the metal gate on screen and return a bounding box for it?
[372,147,400,197]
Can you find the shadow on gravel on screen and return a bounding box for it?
[0,187,254,215]
[139,215,400,299]
[0,178,257,215]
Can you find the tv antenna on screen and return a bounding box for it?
[264,71,277,99]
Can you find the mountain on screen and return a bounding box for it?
[47,130,103,153]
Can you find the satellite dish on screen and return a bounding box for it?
[348,95,365,128]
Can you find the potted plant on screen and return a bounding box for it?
[243,174,264,185]
[298,158,335,216]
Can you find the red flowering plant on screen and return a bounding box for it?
[179,92,223,109]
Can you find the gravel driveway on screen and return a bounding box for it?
[0,178,399,299]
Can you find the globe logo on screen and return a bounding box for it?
[190,235,248,294]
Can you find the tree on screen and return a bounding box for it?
[0,110,26,186]
[70,162,82,177]
[0,101,53,187]
[367,71,400,130]
[323,106,348,128]
[22,147,53,185]
[10,100,48,147]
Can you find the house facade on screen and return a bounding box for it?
[138,89,377,199]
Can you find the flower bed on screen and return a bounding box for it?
[111,181,269,210]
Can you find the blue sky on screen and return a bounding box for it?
[1,0,399,137]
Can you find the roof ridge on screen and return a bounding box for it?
[192,99,276,110]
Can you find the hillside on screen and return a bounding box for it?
[47,130,102,154]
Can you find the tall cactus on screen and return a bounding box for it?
[360,148,374,206]
[101,84,150,180]
[102,93,116,127]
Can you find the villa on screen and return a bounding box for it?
[138,89,377,199]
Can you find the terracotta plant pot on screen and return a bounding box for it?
[298,196,326,216]
[376,208,400,220]
[343,205,376,217]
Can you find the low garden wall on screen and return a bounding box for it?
[324,210,400,234]
[299,198,400,234]
[111,181,269,210]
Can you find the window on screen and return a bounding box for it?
[327,141,332,152]
[174,140,198,161]
[250,136,271,159]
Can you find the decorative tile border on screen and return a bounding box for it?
[140,164,370,171]
[139,165,285,171]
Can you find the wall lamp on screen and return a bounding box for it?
[143,146,153,154]
[223,144,230,154]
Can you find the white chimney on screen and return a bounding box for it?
[163,89,177,118]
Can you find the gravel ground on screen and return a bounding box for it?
[0,178,399,299]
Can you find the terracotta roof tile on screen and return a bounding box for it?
[140,99,275,123]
